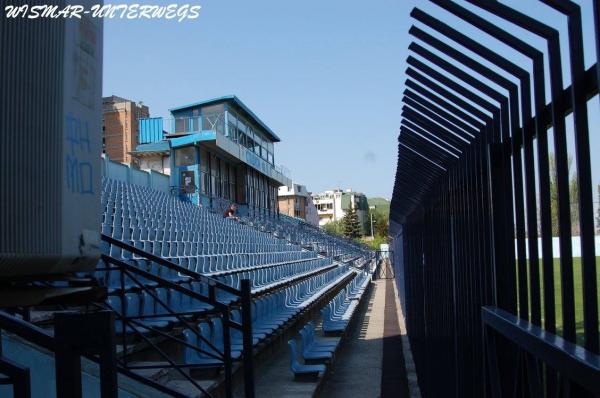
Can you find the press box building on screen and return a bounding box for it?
[132,96,291,216]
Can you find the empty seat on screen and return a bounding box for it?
[287,340,326,380]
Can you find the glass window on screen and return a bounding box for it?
[228,123,237,141]
[252,131,261,154]
[175,146,196,166]
[175,118,187,133]
[199,149,208,172]
[227,111,238,126]
[240,119,248,135]
[246,136,255,151]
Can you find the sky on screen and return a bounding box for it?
[103,0,599,200]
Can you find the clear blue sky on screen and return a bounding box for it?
[103,0,599,200]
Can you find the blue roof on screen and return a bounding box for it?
[168,95,281,142]
[133,140,170,153]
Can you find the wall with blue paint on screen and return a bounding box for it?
[101,155,170,193]
[0,333,165,398]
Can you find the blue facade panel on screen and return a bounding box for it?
[139,117,164,144]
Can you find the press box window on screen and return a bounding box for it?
[175,146,196,166]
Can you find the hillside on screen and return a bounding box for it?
[367,197,390,217]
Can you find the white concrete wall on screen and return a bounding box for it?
[516,236,600,258]
[102,155,170,193]
[305,196,320,227]
[139,155,171,176]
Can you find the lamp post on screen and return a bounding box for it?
[369,205,376,238]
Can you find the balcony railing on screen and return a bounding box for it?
[139,114,290,180]
[139,114,225,140]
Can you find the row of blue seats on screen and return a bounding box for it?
[287,271,372,380]
[247,214,370,259]
[105,237,297,259]
[287,322,340,379]
[101,224,282,245]
[102,215,283,244]
[97,254,332,295]
[321,271,371,334]
[106,283,214,334]
[102,217,282,243]
[213,257,333,292]
[183,266,354,366]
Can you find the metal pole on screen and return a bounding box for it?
[222,311,233,398]
[55,311,118,398]
[241,279,255,398]
[54,313,84,398]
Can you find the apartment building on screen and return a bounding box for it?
[102,96,149,164]
[278,183,319,226]
[312,189,369,233]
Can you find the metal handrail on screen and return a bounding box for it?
[0,353,31,398]
[482,306,600,394]
[102,234,241,297]
[0,310,191,398]
[100,234,255,397]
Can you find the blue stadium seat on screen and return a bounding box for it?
[287,340,326,380]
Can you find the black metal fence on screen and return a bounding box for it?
[390,1,600,397]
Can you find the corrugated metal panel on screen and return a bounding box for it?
[0,4,64,272]
[139,117,164,143]
[0,1,103,277]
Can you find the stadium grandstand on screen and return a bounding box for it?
[0,6,384,398]
[9,0,599,397]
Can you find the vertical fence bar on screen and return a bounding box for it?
[222,311,233,398]
[241,279,255,398]
[393,1,599,397]
[542,0,599,353]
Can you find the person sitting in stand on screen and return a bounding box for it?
[223,204,240,221]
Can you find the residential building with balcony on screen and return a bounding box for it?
[132,96,291,216]
[312,189,369,234]
[278,183,319,226]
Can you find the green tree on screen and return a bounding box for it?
[549,153,579,235]
[570,173,579,236]
[323,219,343,237]
[342,205,361,239]
[373,210,389,237]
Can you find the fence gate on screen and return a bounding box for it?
[390,1,600,397]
